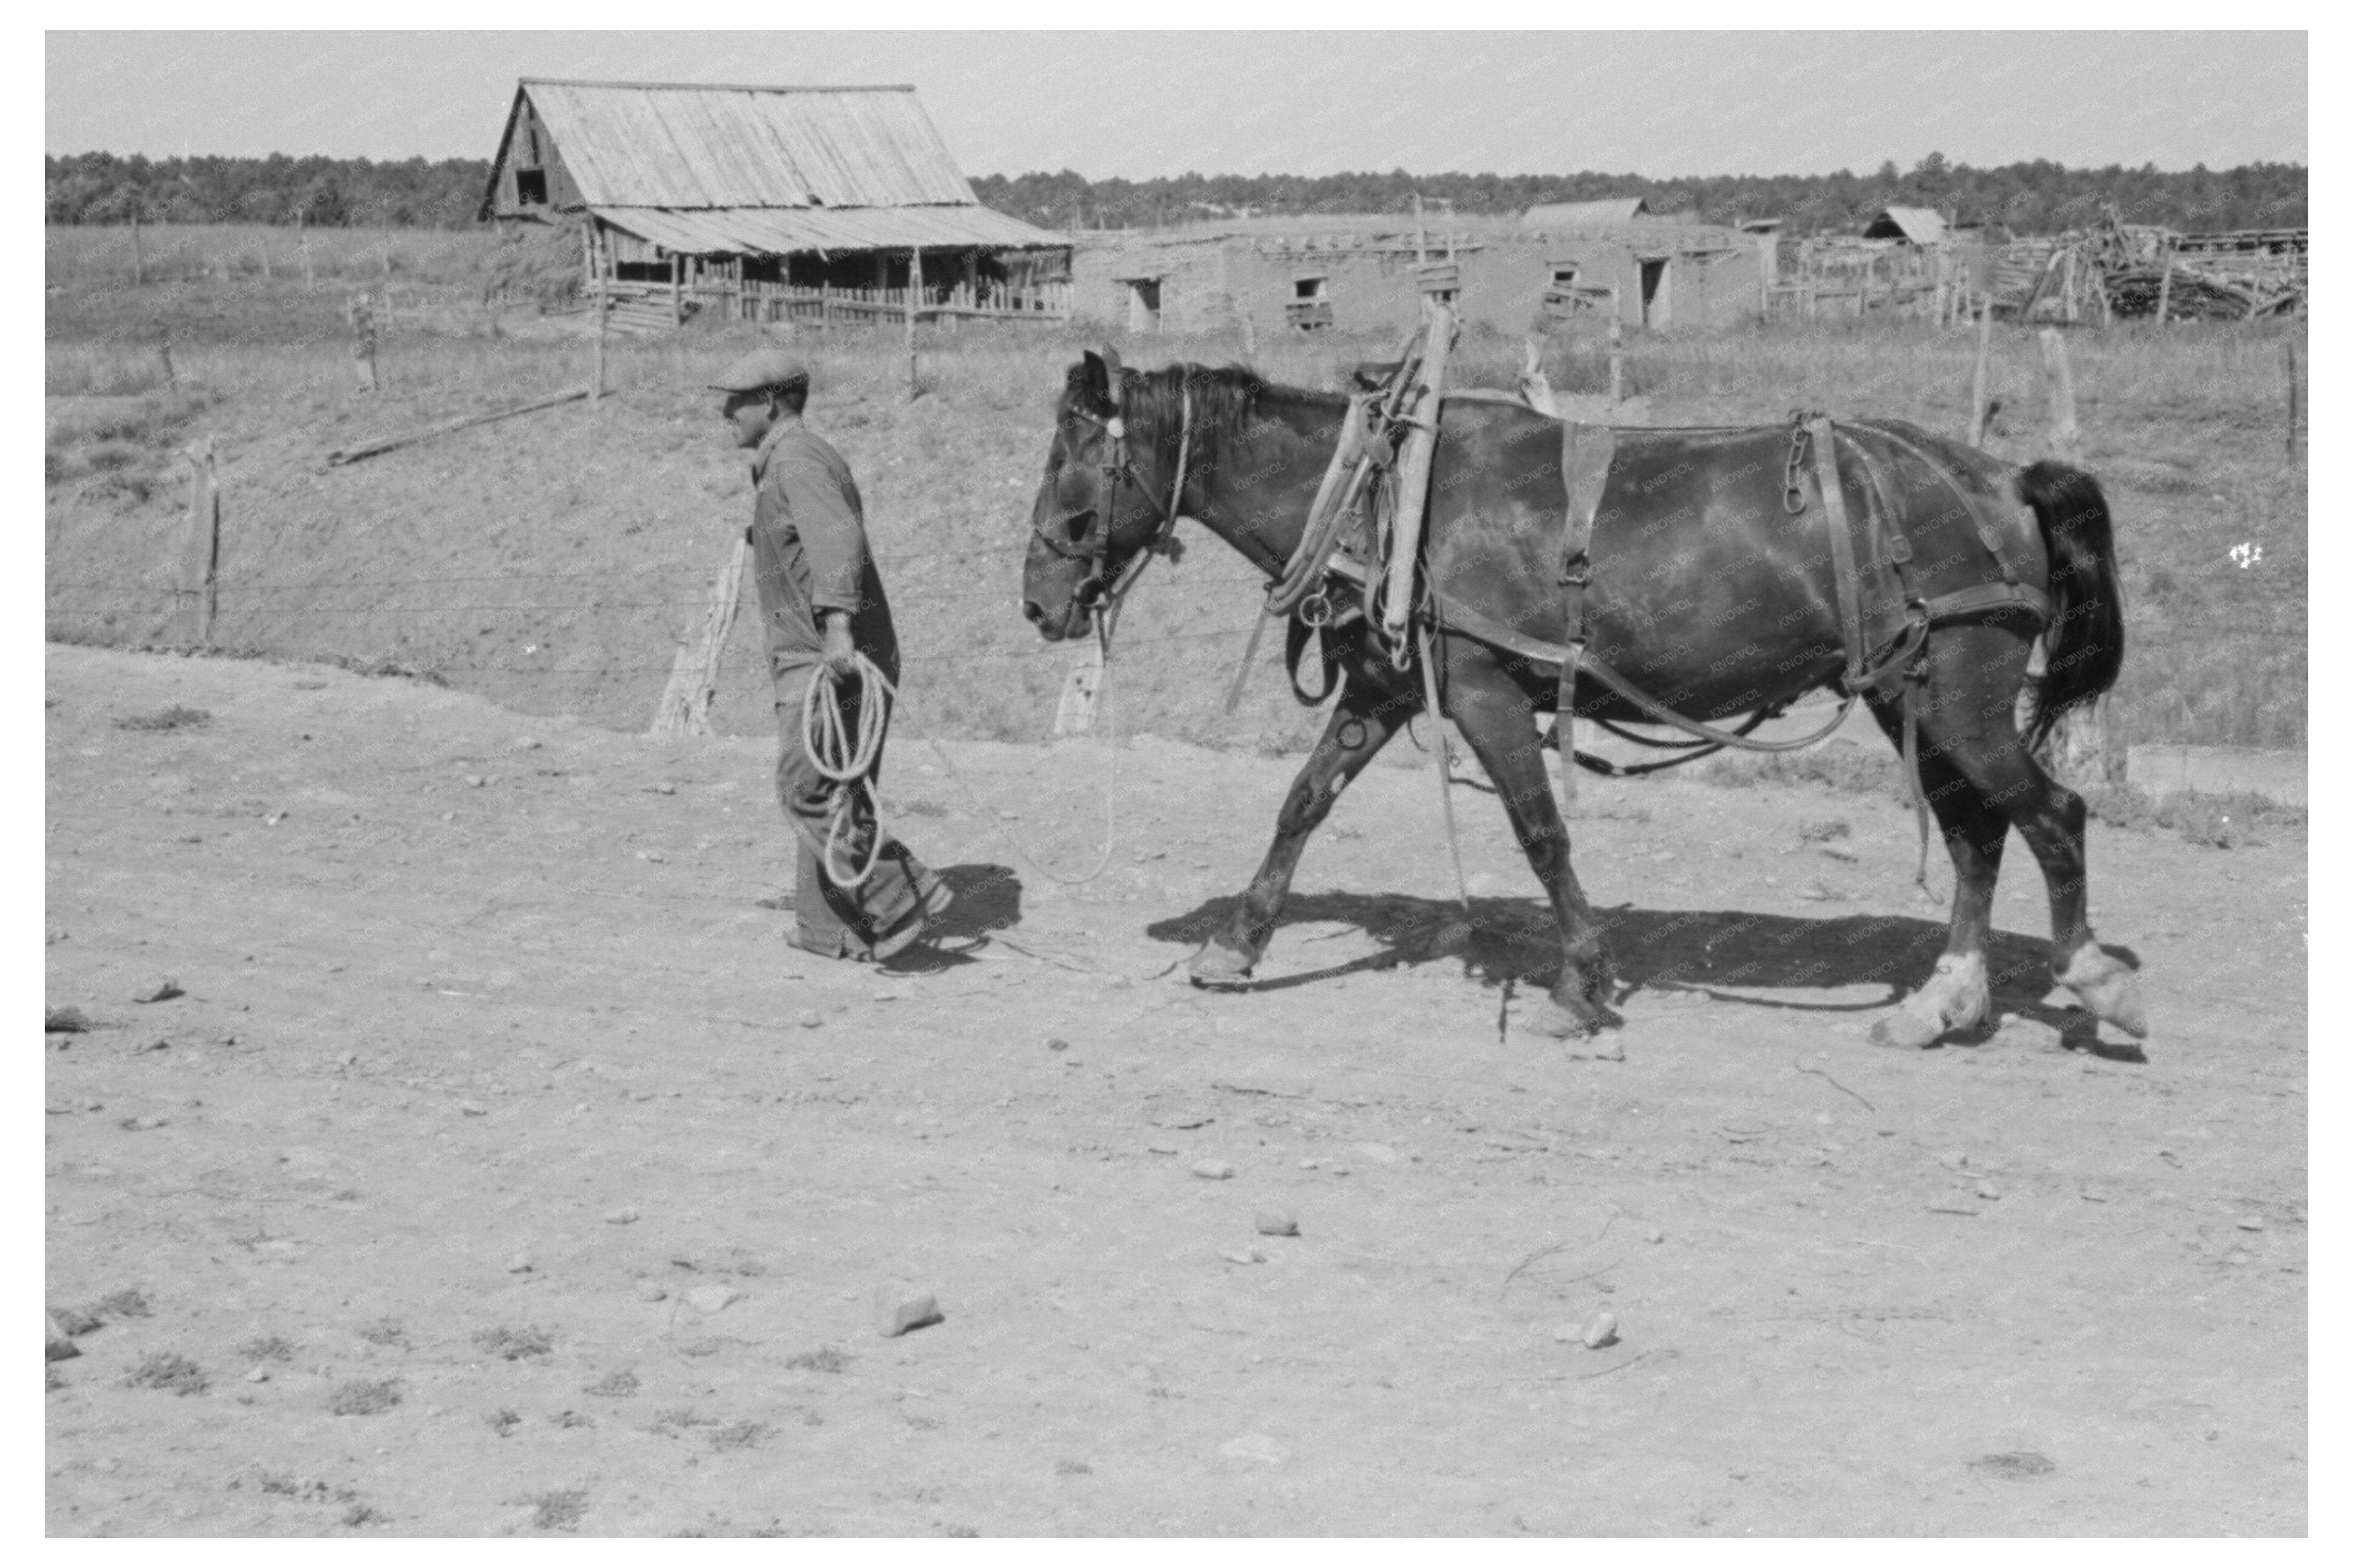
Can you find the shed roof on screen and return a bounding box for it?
[509,78,980,209]
[1863,207,1948,244]
[1519,197,1651,227]
[596,203,1067,255]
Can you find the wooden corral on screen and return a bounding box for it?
[1766,207,1986,328]
[1980,211,2303,326]
[1070,209,1767,339]
[481,78,1071,331]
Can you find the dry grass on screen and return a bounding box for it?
[530,1488,589,1532]
[124,1351,207,1396]
[44,236,2304,756]
[472,1324,554,1361]
[328,1378,403,1416]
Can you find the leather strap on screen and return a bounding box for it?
[1808,417,1870,691]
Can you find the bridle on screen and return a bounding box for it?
[1031,355,1195,645]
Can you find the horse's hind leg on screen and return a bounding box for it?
[1861,687,2004,1048]
[1870,621,2146,1045]
[1189,674,1413,987]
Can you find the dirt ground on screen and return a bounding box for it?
[45,644,2306,1537]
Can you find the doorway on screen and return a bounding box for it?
[1638,257,1670,328]
[1127,278,1162,334]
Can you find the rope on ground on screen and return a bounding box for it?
[919,626,1121,888]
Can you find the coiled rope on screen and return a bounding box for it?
[797,652,898,889]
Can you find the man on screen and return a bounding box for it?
[712,348,949,961]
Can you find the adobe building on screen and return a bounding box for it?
[1070,208,1769,339]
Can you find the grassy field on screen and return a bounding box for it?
[47,225,2305,755]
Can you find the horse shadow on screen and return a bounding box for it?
[1143,891,2143,1056]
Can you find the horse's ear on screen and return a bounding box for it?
[1098,347,1125,409]
[1080,350,1111,407]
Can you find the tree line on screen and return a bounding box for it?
[48,150,2305,238]
[46,152,494,228]
[975,156,2306,237]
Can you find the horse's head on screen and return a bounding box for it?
[1020,349,1183,642]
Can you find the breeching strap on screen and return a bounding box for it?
[1415,621,1475,917]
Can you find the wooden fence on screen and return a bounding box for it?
[570,276,1071,334]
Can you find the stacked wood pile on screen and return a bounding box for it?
[1993,208,2305,323]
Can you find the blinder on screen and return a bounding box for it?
[1031,348,1194,637]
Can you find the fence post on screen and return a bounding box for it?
[1967,300,1993,447]
[651,532,750,736]
[174,437,221,647]
[907,246,923,401]
[348,291,379,392]
[131,211,144,286]
[2286,341,2301,459]
[299,212,314,289]
[1607,295,1624,403]
[2037,326,2081,459]
[2155,250,2174,325]
[153,317,177,390]
[671,252,684,327]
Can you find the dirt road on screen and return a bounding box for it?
[46,645,2305,1536]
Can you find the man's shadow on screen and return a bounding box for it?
[882,863,1024,973]
[1145,891,2142,1056]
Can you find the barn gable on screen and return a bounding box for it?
[479,76,1069,326]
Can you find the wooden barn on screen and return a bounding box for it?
[480,77,1071,327]
[1069,208,1767,339]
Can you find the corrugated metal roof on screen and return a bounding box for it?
[1864,207,1948,244]
[1520,197,1651,227]
[593,204,1066,255]
[517,79,980,210]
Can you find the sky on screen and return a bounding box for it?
[45,29,2307,179]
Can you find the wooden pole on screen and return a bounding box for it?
[906,247,922,401]
[153,319,176,390]
[671,252,683,327]
[174,437,221,646]
[326,387,591,466]
[131,212,144,286]
[1415,193,1426,266]
[2038,326,2081,460]
[259,236,271,282]
[1607,295,1624,403]
[592,273,607,401]
[2286,341,2301,459]
[2155,250,2174,325]
[348,291,379,392]
[650,532,751,736]
[1967,298,1994,448]
[299,212,313,289]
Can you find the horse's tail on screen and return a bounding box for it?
[2016,459,2124,752]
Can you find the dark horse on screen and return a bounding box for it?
[1019,355,2146,1048]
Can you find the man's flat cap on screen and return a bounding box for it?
[709,349,812,394]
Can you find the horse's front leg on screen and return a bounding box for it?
[1441,639,1616,1037]
[1189,674,1414,987]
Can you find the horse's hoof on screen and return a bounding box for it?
[1870,953,1990,1049]
[1188,942,1256,990]
[1869,1008,1947,1050]
[2058,945,2148,1038]
[1522,993,1608,1041]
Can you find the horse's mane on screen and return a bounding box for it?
[1061,361,1343,473]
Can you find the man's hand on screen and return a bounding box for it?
[821,612,858,680]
